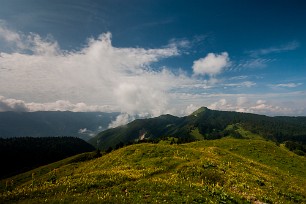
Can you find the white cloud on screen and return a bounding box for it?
[114,82,169,116]
[208,99,228,110]
[78,128,88,134]
[0,23,21,43]
[0,95,115,112]
[168,35,208,53]
[247,41,299,57]
[0,22,59,55]
[27,100,116,112]
[0,23,25,52]
[0,27,190,116]
[241,58,268,68]
[168,38,191,49]
[108,113,135,128]
[230,75,248,80]
[0,96,29,112]
[206,97,305,116]
[184,104,199,115]
[234,58,274,69]
[25,33,60,55]
[237,97,248,106]
[256,100,266,105]
[224,81,256,88]
[207,98,268,115]
[248,100,292,115]
[274,83,303,88]
[192,52,230,76]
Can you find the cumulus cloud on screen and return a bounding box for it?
[192,52,230,76]
[0,25,212,117]
[0,26,193,116]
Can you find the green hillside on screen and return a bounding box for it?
[90,107,306,151]
[1,138,306,203]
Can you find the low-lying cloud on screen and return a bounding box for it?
[0,96,29,112]
[108,113,135,128]
[0,95,115,112]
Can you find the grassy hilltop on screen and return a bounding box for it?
[1,138,305,203]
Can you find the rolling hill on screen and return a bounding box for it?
[1,138,305,203]
[0,111,119,140]
[90,107,306,151]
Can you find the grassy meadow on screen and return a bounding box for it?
[1,138,306,203]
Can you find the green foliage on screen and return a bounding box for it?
[1,138,305,203]
[190,128,205,140]
[284,141,306,156]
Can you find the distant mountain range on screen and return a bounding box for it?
[0,111,119,140]
[90,107,306,150]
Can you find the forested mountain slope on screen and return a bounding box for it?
[90,107,306,150]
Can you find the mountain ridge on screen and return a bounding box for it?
[90,107,306,151]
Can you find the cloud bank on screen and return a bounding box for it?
[0,95,115,112]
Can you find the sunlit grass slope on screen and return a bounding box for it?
[1,138,306,203]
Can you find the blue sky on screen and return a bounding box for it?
[0,0,305,119]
